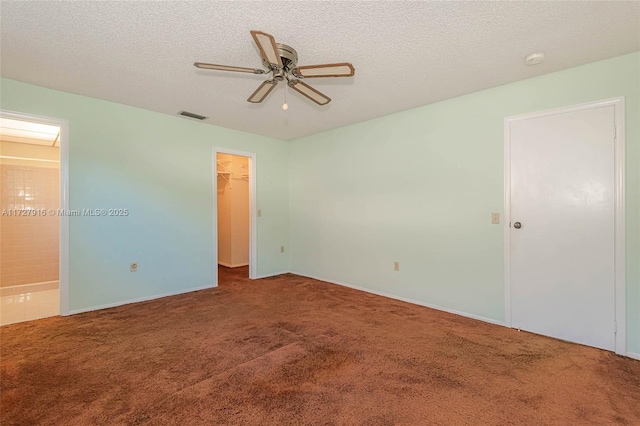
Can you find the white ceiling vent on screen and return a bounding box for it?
[178,111,208,120]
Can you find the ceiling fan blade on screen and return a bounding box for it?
[247,80,278,103]
[295,62,355,78]
[250,30,283,68]
[194,62,265,74]
[289,80,331,105]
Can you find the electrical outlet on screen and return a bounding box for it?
[130,262,138,272]
[280,246,285,253]
[491,212,500,224]
[394,261,400,272]
[257,209,262,217]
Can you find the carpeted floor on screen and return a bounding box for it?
[1,266,639,425]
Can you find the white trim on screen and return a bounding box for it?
[503,117,512,327]
[0,280,59,290]
[68,284,217,315]
[212,147,257,285]
[254,271,289,279]
[0,109,70,317]
[626,352,640,361]
[218,261,249,268]
[0,280,59,297]
[503,97,626,355]
[505,98,624,122]
[612,99,626,356]
[292,271,505,327]
[0,155,60,163]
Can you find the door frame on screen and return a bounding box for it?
[1,109,70,316]
[212,147,257,284]
[503,97,626,355]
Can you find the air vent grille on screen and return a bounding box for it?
[178,111,208,120]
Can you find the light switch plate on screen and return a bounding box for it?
[257,209,262,217]
[491,212,500,224]
[394,261,400,271]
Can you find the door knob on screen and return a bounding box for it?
[514,222,522,229]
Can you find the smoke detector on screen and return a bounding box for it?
[525,52,545,66]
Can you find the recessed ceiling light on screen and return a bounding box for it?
[525,52,545,66]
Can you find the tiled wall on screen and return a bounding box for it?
[1,165,59,287]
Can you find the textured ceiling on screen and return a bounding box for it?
[1,1,638,140]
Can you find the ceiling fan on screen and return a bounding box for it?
[194,30,355,106]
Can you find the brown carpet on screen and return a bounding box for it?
[1,267,639,425]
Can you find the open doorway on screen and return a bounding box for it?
[0,112,68,325]
[213,148,256,286]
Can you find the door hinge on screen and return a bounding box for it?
[614,126,617,140]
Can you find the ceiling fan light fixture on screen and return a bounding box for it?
[272,68,285,81]
[282,83,289,110]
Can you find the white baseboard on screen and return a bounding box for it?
[253,271,289,279]
[63,270,639,362]
[67,283,217,315]
[218,262,249,268]
[290,272,640,361]
[290,271,505,327]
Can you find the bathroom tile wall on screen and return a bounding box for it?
[1,165,59,286]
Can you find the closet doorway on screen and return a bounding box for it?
[213,148,256,285]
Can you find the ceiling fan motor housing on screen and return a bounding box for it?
[263,43,299,73]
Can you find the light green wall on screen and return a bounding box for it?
[289,52,640,354]
[0,78,289,312]
[2,52,637,354]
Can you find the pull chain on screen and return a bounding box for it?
[282,83,289,111]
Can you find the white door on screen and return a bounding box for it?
[509,105,616,351]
